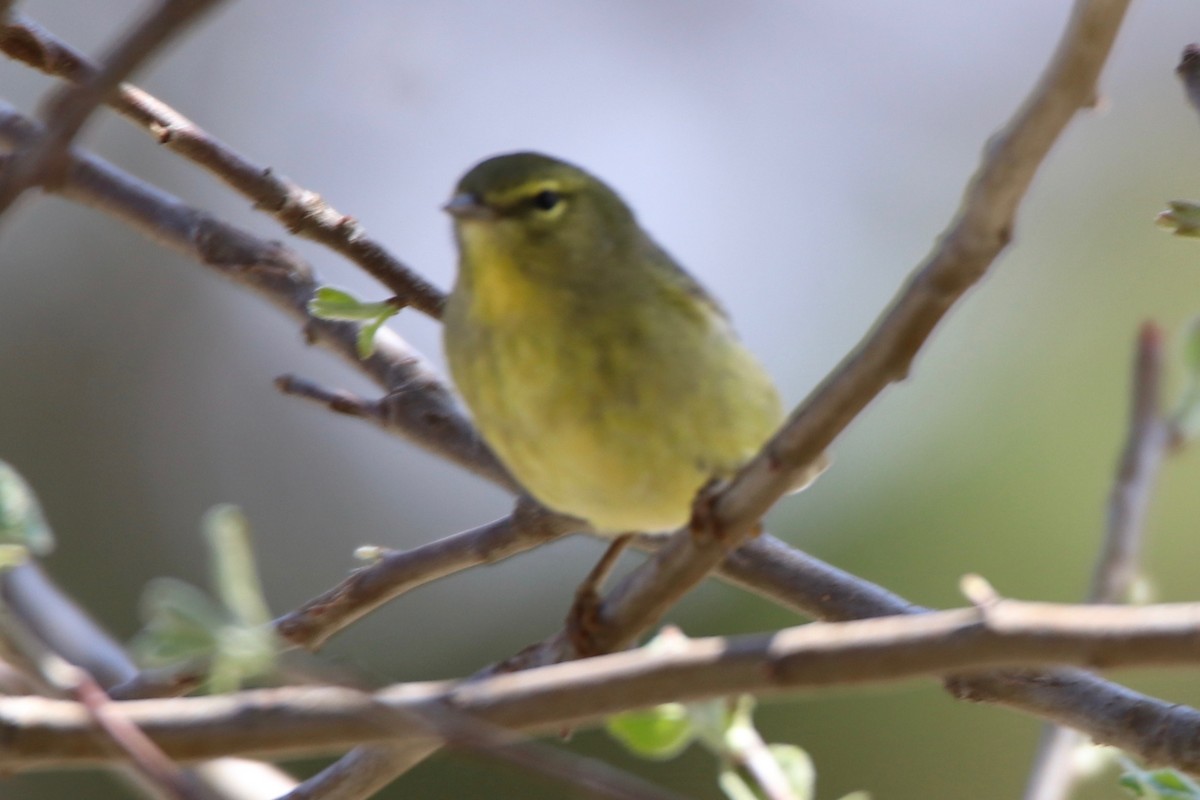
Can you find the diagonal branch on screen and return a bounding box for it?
[0,0,224,214]
[515,0,1135,663]
[0,102,508,491]
[274,500,575,652]
[0,12,444,316]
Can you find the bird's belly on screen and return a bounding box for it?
[457,330,715,533]
[492,411,709,534]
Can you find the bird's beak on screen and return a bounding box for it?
[442,192,494,221]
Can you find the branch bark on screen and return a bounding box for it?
[489,0,1135,665]
[0,0,224,213]
[8,599,1200,772]
[0,12,444,317]
[1023,325,1174,800]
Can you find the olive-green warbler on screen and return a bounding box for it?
[443,152,796,534]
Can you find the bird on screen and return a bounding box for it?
[442,152,812,536]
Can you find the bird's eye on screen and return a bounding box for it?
[531,190,561,212]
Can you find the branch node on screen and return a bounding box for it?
[960,573,1002,609]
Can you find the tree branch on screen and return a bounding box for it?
[1023,324,1174,800]
[497,0,1135,663]
[0,12,445,317]
[9,599,1200,771]
[0,0,224,213]
[275,501,575,651]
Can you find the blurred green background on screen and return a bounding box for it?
[3,1,1200,798]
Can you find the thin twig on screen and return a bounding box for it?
[273,502,576,652]
[1176,43,1200,120]
[1023,323,1173,800]
[0,13,445,317]
[275,375,387,424]
[0,0,224,214]
[283,688,690,800]
[1091,322,1169,606]
[281,744,440,800]
[400,704,691,800]
[108,503,576,700]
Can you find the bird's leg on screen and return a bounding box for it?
[689,477,765,545]
[565,533,633,657]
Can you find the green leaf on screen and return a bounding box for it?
[204,505,271,629]
[768,744,816,800]
[132,507,279,692]
[717,767,761,800]
[0,460,54,556]
[132,577,224,666]
[1157,201,1200,237]
[307,287,389,321]
[307,287,400,358]
[1120,766,1200,798]
[606,631,865,800]
[356,314,390,358]
[606,703,695,760]
[208,621,277,696]
[689,696,738,752]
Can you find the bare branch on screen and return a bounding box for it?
[2,563,139,687]
[11,600,1200,771]
[1023,323,1174,799]
[290,699,690,800]
[399,705,691,800]
[0,12,445,317]
[275,375,387,426]
[281,744,440,800]
[0,0,224,213]
[1090,322,1170,606]
[707,0,1132,548]
[275,501,575,651]
[1176,43,1200,121]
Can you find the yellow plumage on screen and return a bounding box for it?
[443,152,784,534]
